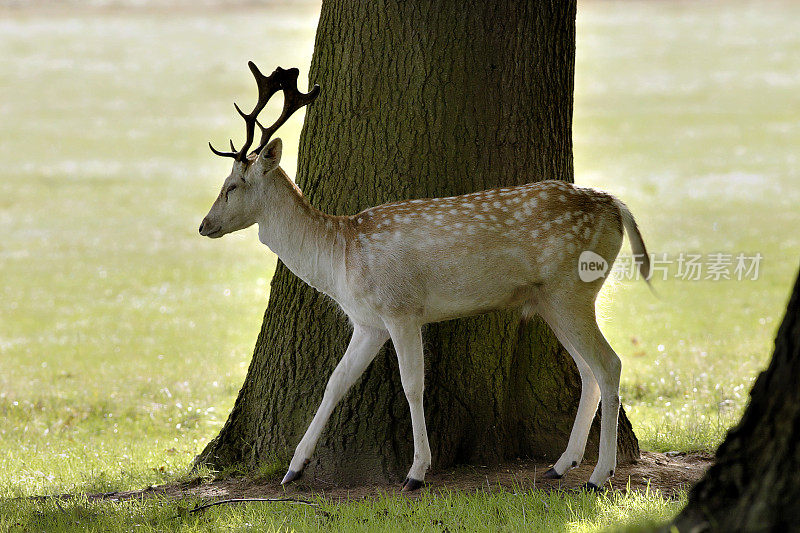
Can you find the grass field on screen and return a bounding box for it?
[1,0,799,530]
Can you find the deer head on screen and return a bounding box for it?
[199,62,319,238]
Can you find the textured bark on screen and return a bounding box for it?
[197,0,639,484]
[672,266,800,532]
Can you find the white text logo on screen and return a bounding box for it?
[578,251,608,282]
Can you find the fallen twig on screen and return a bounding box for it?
[183,497,320,516]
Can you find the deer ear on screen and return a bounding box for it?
[259,138,282,170]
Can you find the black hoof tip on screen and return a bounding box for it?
[401,477,424,492]
[281,469,302,485]
[542,467,563,480]
[580,482,601,492]
[281,459,310,485]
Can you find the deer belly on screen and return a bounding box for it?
[421,270,541,322]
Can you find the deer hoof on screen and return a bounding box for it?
[281,459,309,485]
[579,482,601,492]
[542,467,563,479]
[281,469,302,485]
[401,477,424,492]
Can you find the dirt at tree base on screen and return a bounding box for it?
[83,452,711,504]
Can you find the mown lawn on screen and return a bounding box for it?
[1,0,798,530]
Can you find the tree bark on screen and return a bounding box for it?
[672,265,800,532]
[197,0,639,485]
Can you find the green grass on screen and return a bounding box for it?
[1,0,799,530]
[1,486,683,532]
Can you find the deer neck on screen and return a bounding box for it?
[256,167,344,297]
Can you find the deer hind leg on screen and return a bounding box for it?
[384,320,431,492]
[538,296,622,489]
[281,324,389,484]
[542,341,601,480]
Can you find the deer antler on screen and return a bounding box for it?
[209,62,319,162]
[251,67,320,156]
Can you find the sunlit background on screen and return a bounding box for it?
[1,0,798,501]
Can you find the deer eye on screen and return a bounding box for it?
[224,184,237,200]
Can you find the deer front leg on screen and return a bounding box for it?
[281,324,389,485]
[385,320,431,492]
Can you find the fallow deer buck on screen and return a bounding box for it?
[200,63,652,492]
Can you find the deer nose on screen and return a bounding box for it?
[199,218,209,235]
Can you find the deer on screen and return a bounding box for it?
[199,62,652,492]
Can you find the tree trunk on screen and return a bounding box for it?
[197,0,639,485]
[672,265,800,532]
